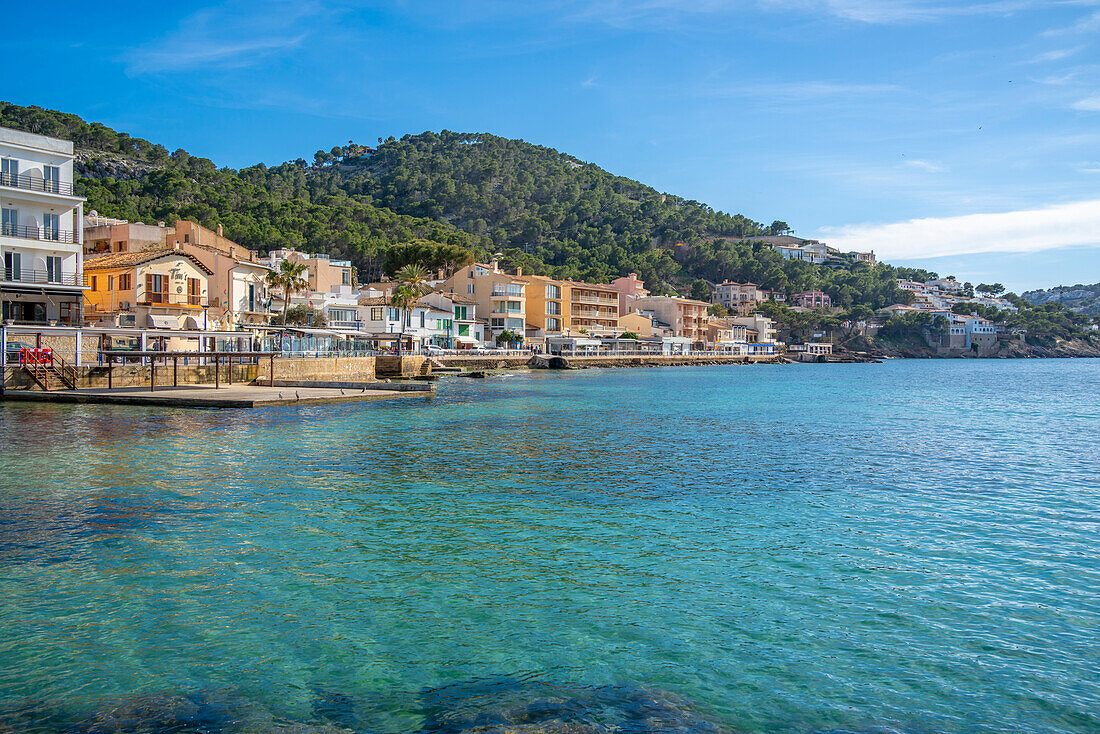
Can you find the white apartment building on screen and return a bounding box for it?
[1,127,85,325]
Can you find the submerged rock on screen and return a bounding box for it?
[417,678,727,734]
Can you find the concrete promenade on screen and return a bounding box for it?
[1,384,426,409]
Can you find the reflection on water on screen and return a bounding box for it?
[1,361,1098,734]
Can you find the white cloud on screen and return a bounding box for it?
[820,199,1100,259]
[1028,46,1083,63]
[1071,95,1100,110]
[123,1,325,74]
[902,159,945,172]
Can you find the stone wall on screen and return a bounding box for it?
[375,355,430,378]
[262,356,376,383]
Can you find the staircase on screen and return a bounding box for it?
[24,354,77,391]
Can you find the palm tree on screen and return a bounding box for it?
[267,259,310,326]
[391,263,432,355]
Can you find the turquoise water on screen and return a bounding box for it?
[1,360,1098,733]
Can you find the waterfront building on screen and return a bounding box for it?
[1,126,86,325]
[443,259,527,342]
[789,342,833,356]
[567,280,619,335]
[84,250,212,329]
[84,214,168,255]
[261,248,353,293]
[727,314,779,346]
[163,221,272,329]
[523,274,570,344]
[421,291,485,348]
[610,272,649,316]
[626,295,710,342]
[618,310,659,338]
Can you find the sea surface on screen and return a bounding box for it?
[0,360,1098,734]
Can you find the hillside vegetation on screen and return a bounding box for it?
[1022,282,1100,317]
[4,100,1098,352]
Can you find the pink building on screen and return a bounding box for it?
[791,290,832,311]
[610,272,649,316]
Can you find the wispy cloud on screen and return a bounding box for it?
[821,198,1100,259]
[1027,46,1083,63]
[902,158,945,172]
[122,1,327,74]
[572,0,1059,27]
[1071,95,1100,111]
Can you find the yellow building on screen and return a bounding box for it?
[84,249,212,329]
[523,274,570,342]
[567,280,620,335]
[442,259,527,341]
[618,310,657,338]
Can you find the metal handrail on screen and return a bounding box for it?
[0,171,76,197]
[3,268,85,286]
[0,224,78,244]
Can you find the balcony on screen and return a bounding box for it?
[0,171,77,197]
[574,294,618,306]
[1,224,78,244]
[491,287,524,297]
[3,268,86,287]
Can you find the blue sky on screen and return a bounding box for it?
[8,0,1100,292]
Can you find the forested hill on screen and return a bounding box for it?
[0,102,778,285]
[2,102,917,310]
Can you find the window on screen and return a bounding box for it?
[43,165,60,193]
[0,158,17,186]
[467,284,475,294]
[145,273,168,303]
[183,234,190,243]
[419,311,425,328]
[342,270,351,286]
[247,283,256,312]
[46,256,62,283]
[371,307,383,321]
[547,317,560,331]
[4,252,20,281]
[91,276,98,291]
[546,301,560,315]
[119,273,132,290]
[491,318,505,327]
[43,213,60,241]
[188,278,201,305]
[458,324,470,336]
[454,305,467,320]
[388,308,399,321]
[60,300,74,324]
[1,207,17,237]
[546,284,561,299]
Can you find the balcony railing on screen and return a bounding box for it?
[491,287,524,297]
[1,224,78,244]
[0,171,77,197]
[3,268,85,287]
[574,294,618,306]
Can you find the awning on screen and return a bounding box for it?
[183,316,203,330]
[456,336,479,345]
[146,315,178,329]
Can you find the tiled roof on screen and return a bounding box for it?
[357,296,390,306]
[83,249,213,275]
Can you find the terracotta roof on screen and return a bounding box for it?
[84,249,213,275]
[357,296,390,306]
